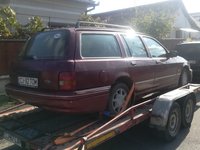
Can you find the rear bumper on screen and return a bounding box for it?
[5,84,110,113]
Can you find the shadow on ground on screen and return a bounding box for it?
[94,121,190,150]
[0,122,191,150]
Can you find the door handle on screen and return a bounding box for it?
[156,60,163,64]
[131,61,136,66]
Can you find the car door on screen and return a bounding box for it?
[120,34,157,94]
[75,31,128,91]
[142,36,180,89]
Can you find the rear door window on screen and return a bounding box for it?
[81,34,121,57]
[22,30,69,59]
[121,34,148,57]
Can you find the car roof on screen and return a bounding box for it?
[42,27,147,37]
[41,21,147,36]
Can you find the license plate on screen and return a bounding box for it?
[18,76,38,88]
[4,132,22,147]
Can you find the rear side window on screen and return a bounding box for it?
[81,34,121,57]
[122,34,147,57]
[143,37,167,57]
[21,30,69,59]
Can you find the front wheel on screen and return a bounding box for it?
[179,69,189,86]
[108,83,129,115]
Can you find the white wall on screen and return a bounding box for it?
[1,0,92,25]
[0,0,10,6]
[174,8,191,29]
[169,8,200,39]
[191,12,200,23]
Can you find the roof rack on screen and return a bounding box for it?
[40,24,75,31]
[41,27,55,32]
[75,21,132,30]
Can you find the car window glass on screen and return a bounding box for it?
[122,34,147,57]
[81,34,121,57]
[22,30,69,59]
[143,37,166,57]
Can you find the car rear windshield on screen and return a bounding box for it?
[20,30,70,60]
[176,44,200,58]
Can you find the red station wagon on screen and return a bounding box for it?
[6,22,192,114]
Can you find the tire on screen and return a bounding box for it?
[108,83,129,115]
[179,69,189,87]
[163,102,181,141]
[181,96,195,128]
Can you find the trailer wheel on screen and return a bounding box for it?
[164,102,181,141]
[108,83,129,115]
[181,96,195,128]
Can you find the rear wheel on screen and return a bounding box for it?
[179,69,189,86]
[108,83,129,115]
[181,96,195,128]
[163,102,181,141]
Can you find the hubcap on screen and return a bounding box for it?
[185,99,193,123]
[168,110,179,136]
[112,88,127,113]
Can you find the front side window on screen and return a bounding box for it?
[122,34,148,57]
[143,37,167,57]
[21,30,69,59]
[81,34,121,57]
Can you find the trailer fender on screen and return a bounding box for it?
[150,85,199,130]
[150,97,174,130]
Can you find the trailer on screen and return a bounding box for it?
[0,84,200,150]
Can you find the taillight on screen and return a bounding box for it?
[59,72,76,90]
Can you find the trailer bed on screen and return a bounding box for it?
[0,99,154,149]
[1,84,200,150]
[0,108,104,149]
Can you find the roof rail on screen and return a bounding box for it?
[75,21,132,30]
[41,27,55,32]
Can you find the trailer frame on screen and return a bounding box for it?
[0,84,200,150]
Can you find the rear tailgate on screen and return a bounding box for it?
[10,60,75,91]
[9,29,75,91]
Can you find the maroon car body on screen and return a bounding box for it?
[6,26,192,113]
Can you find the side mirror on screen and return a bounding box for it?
[166,51,178,58]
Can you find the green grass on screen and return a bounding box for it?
[0,95,18,111]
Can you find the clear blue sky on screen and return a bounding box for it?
[91,0,200,14]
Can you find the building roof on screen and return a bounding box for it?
[177,0,200,31]
[0,0,98,26]
[94,0,200,31]
[75,0,97,6]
